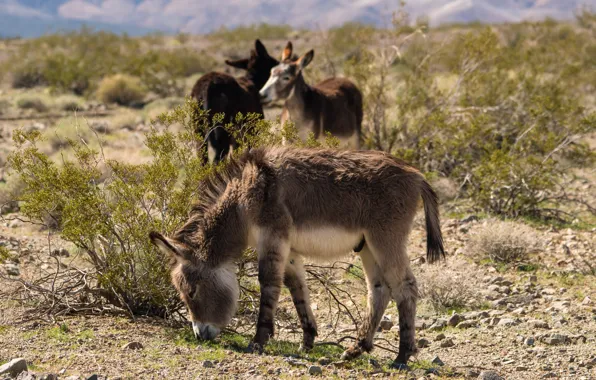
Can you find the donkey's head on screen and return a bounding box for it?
[225,39,279,88]
[149,231,239,341]
[259,42,314,104]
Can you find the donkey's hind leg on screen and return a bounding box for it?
[341,245,391,360]
[284,254,317,351]
[366,231,419,369]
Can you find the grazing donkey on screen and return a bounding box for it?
[259,42,363,148]
[150,147,445,368]
[190,40,279,163]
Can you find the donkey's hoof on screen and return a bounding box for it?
[340,346,363,361]
[390,362,409,371]
[245,342,264,354]
[298,343,313,353]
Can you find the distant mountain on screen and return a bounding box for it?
[1,0,594,38]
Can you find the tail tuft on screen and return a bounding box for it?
[420,180,445,263]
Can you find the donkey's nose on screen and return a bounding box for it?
[193,322,220,340]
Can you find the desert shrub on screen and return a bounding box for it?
[6,98,306,317]
[347,17,596,222]
[11,63,47,88]
[211,23,292,43]
[0,174,24,214]
[418,266,479,313]
[466,220,541,263]
[16,97,48,113]
[2,28,216,96]
[96,74,147,107]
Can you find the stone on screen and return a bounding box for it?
[581,296,591,305]
[478,370,504,380]
[447,313,463,327]
[497,318,518,327]
[379,315,394,331]
[440,338,455,348]
[203,360,214,368]
[308,365,322,375]
[40,375,59,380]
[417,338,430,348]
[456,321,476,329]
[0,358,28,377]
[4,263,19,276]
[121,341,143,350]
[515,366,527,371]
[434,333,446,341]
[431,356,444,366]
[317,357,331,365]
[86,375,98,380]
[368,358,380,368]
[529,320,550,329]
[524,337,535,346]
[428,319,447,331]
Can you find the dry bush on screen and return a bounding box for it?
[418,266,479,313]
[16,97,48,113]
[96,74,147,107]
[466,220,542,263]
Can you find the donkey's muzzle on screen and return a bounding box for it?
[193,322,220,341]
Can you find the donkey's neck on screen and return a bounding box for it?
[243,70,269,92]
[285,74,316,124]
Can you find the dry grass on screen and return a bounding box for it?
[466,220,541,263]
[96,74,147,107]
[417,265,479,313]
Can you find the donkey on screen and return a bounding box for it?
[190,40,279,164]
[259,42,363,148]
[149,146,445,368]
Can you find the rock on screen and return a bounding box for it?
[524,337,535,346]
[4,263,19,276]
[203,360,214,368]
[447,313,463,327]
[417,338,430,348]
[440,338,455,348]
[515,366,527,371]
[317,357,331,365]
[64,376,80,380]
[478,370,504,380]
[543,334,568,345]
[529,320,550,329]
[497,318,518,327]
[466,369,480,377]
[581,296,592,305]
[456,321,476,329]
[40,375,59,380]
[368,358,380,368]
[121,341,143,350]
[434,333,446,341]
[16,372,36,380]
[331,361,348,368]
[379,315,394,331]
[0,358,28,377]
[460,215,479,224]
[428,319,447,331]
[431,356,444,366]
[308,365,322,375]
[86,375,98,380]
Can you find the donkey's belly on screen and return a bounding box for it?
[289,226,363,259]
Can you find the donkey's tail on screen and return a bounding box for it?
[420,180,445,263]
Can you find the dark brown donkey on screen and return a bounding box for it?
[190,40,279,163]
[259,42,363,148]
[150,146,445,368]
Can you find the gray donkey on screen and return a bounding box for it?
[150,146,445,368]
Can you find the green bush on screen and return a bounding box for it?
[347,21,596,222]
[96,74,147,107]
[16,97,48,113]
[3,28,216,96]
[211,23,292,43]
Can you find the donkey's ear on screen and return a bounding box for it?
[255,39,268,57]
[149,231,184,260]
[297,49,314,70]
[225,58,249,70]
[281,41,293,61]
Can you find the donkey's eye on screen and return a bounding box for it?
[282,76,291,81]
[188,286,196,299]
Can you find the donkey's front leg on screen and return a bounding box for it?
[248,231,290,353]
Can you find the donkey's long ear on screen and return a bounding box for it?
[281,41,293,61]
[225,58,249,70]
[297,49,314,70]
[255,39,268,57]
[149,231,184,260]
